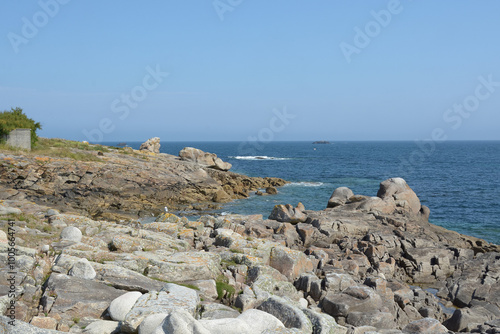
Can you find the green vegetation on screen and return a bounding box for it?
[37,138,109,152]
[0,212,37,224]
[0,137,116,161]
[0,131,142,162]
[148,277,200,291]
[216,274,235,300]
[0,107,41,147]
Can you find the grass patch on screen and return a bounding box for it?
[229,248,244,254]
[36,138,110,152]
[0,212,37,224]
[0,142,26,152]
[0,137,119,162]
[221,259,240,269]
[147,276,200,291]
[216,275,235,300]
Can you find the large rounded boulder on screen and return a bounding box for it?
[179,147,232,171]
[376,178,422,215]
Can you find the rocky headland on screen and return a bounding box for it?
[0,138,286,221]
[1,140,499,334]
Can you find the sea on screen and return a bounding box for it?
[106,141,500,245]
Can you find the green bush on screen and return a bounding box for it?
[0,107,42,147]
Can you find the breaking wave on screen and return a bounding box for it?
[229,156,291,161]
[286,182,324,187]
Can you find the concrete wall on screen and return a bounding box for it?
[5,129,31,150]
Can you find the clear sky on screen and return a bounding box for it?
[1,0,499,142]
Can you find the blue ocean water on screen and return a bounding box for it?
[112,141,500,245]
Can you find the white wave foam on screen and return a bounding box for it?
[286,182,324,187]
[229,156,291,161]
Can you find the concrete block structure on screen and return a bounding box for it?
[4,128,31,150]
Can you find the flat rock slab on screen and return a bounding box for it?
[43,273,124,324]
[121,283,200,333]
[269,246,313,280]
[257,296,313,333]
[145,251,221,282]
[96,263,165,293]
[0,315,64,334]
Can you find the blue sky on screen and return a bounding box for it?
[1,0,499,142]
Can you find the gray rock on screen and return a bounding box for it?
[402,317,448,333]
[0,315,64,333]
[155,308,285,334]
[346,311,395,329]
[266,186,278,195]
[158,309,211,334]
[358,196,397,214]
[121,283,200,333]
[257,296,313,333]
[145,251,221,283]
[186,280,218,301]
[327,187,354,208]
[294,273,322,300]
[200,303,240,320]
[236,309,286,333]
[28,316,58,330]
[42,273,124,324]
[269,246,313,280]
[302,308,348,334]
[252,274,302,302]
[377,178,421,215]
[235,285,258,312]
[444,305,498,332]
[140,137,161,153]
[0,204,22,215]
[321,285,383,318]
[96,264,165,293]
[82,320,121,334]
[60,226,82,242]
[323,273,357,294]
[68,258,96,280]
[179,147,231,171]
[109,291,143,321]
[137,313,169,334]
[46,209,60,217]
[296,223,315,247]
[269,204,307,223]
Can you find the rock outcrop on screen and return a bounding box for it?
[0,145,286,220]
[327,178,428,219]
[179,147,232,171]
[0,177,499,333]
[139,137,161,153]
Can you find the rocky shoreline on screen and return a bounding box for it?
[0,141,287,221]
[1,142,499,333]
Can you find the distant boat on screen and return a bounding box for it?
[312,141,331,144]
[117,142,127,147]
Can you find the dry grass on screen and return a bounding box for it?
[0,137,129,162]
